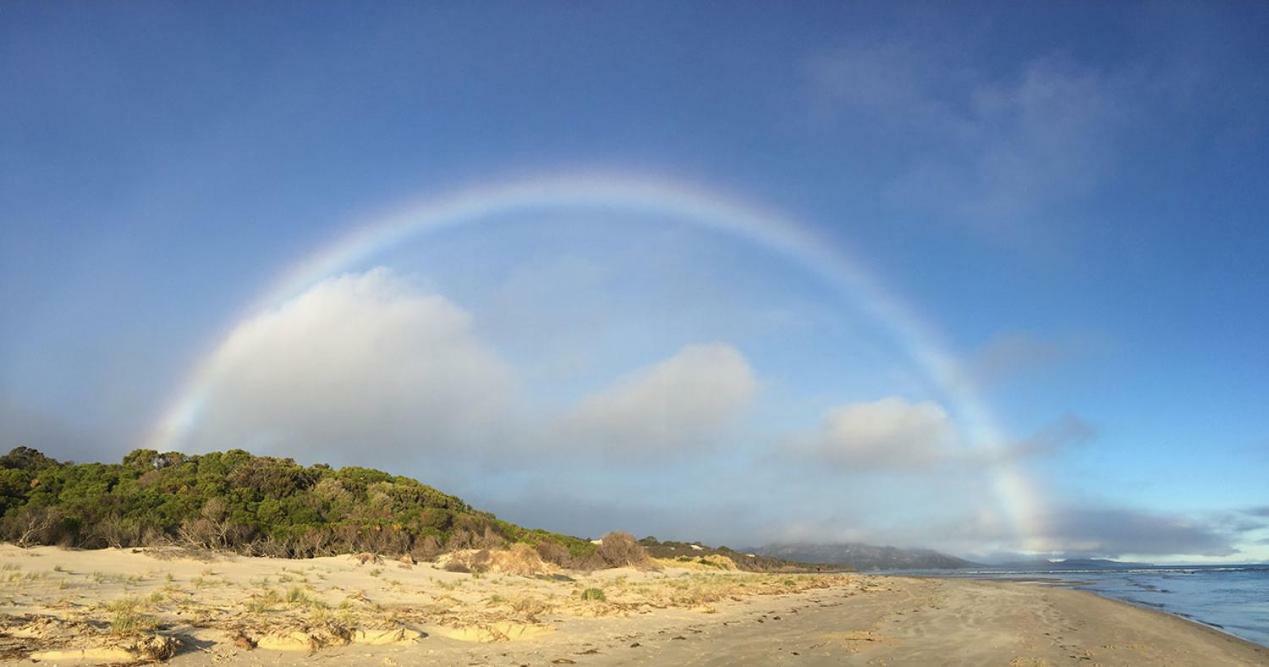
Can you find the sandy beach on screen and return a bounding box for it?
[0,544,1264,666]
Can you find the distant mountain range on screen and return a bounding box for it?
[752,545,1160,571]
[754,542,980,571]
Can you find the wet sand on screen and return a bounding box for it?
[1,545,1264,665]
[640,578,1268,665]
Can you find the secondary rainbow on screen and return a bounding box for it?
[142,171,1046,550]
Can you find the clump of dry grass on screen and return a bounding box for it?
[285,585,327,609]
[245,588,283,613]
[141,545,218,562]
[3,569,46,584]
[106,597,158,636]
[509,595,552,620]
[192,575,224,588]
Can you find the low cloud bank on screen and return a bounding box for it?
[1026,507,1239,558]
[556,343,756,458]
[180,268,755,470]
[786,396,1094,471]
[766,504,1253,561]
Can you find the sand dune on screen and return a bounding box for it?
[0,545,1263,665]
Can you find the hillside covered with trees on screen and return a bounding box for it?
[0,446,599,565]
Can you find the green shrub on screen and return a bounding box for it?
[0,447,569,560]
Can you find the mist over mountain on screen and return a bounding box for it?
[984,557,1154,570]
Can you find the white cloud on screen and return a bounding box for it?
[181,269,759,470]
[788,396,1097,471]
[805,45,1127,238]
[889,57,1119,228]
[795,397,956,470]
[556,343,757,457]
[187,268,515,467]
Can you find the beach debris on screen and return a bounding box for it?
[232,629,257,650]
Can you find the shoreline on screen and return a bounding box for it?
[892,570,1268,650]
[1071,585,1262,647]
[2,545,1266,665]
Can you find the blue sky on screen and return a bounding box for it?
[3,2,1268,561]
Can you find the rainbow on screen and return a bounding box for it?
[142,171,1045,550]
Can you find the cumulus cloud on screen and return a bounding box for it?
[187,268,515,468]
[790,397,956,471]
[555,343,757,458]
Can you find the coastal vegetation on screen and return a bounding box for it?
[0,446,604,565]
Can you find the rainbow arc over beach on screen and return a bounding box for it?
[143,172,1046,550]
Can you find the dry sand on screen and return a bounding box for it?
[0,544,1264,665]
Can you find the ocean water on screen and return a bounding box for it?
[907,565,1269,647]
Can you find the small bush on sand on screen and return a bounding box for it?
[245,589,283,613]
[107,597,158,636]
[533,540,571,567]
[580,587,606,601]
[596,531,652,569]
[285,585,326,609]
